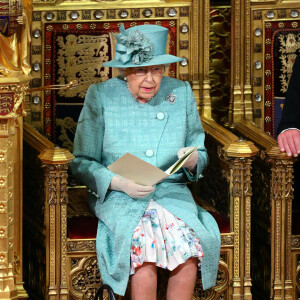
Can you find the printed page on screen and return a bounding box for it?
[164,146,199,175]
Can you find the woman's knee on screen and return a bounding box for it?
[132,262,157,279]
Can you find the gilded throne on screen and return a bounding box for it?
[232,1,300,299]
[20,0,261,299]
[0,0,298,299]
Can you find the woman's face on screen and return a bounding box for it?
[123,65,164,103]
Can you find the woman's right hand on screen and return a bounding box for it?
[109,175,155,198]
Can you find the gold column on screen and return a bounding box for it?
[202,0,212,119]
[39,148,74,300]
[230,0,253,124]
[235,120,295,299]
[0,76,30,299]
[243,0,253,121]
[191,0,211,119]
[223,140,257,300]
[269,158,294,300]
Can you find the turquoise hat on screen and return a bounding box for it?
[102,24,183,68]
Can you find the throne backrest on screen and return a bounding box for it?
[251,7,300,137]
[28,4,197,147]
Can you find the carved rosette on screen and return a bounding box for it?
[192,261,229,299]
[70,257,103,299]
[221,234,234,246]
[292,237,300,249]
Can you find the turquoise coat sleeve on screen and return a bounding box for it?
[71,84,116,205]
[182,81,208,181]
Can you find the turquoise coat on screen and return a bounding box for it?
[71,76,221,296]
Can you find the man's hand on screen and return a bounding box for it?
[278,129,300,157]
[109,175,155,198]
[177,147,198,171]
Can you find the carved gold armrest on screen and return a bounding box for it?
[201,117,258,298]
[24,122,74,299]
[234,119,295,299]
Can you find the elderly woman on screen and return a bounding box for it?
[71,24,220,299]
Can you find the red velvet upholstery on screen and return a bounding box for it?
[68,210,230,239]
[68,216,98,239]
[208,211,230,234]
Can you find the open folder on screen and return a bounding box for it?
[107,146,199,186]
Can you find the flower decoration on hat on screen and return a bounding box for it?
[115,24,153,65]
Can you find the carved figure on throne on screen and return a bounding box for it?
[0,0,31,76]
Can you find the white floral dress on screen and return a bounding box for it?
[130,199,204,274]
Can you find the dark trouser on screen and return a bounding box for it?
[294,159,300,208]
[292,159,300,234]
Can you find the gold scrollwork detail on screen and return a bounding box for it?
[214,261,229,293]
[0,202,7,213]
[0,176,7,188]
[46,25,53,31]
[291,237,300,249]
[67,240,96,252]
[14,253,20,276]
[70,257,102,299]
[60,168,68,204]
[0,226,7,238]
[0,252,6,264]
[232,159,242,197]
[45,166,57,205]
[8,162,13,174]
[265,39,271,45]
[265,101,271,107]
[221,234,234,246]
[192,262,228,299]
[265,22,271,29]
[296,259,300,291]
[0,150,6,163]
[0,82,28,119]
[169,21,176,27]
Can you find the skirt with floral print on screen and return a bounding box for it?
[130,199,204,274]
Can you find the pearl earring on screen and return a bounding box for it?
[124,77,127,81]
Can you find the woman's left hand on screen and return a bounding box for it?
[177,147,198,171]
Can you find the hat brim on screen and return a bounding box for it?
[102,54,183,68]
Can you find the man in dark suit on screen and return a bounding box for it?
[277,55,300,157]
[277,55,300,212]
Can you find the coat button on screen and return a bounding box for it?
[145,149,154,157]
[156,112,165,120]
